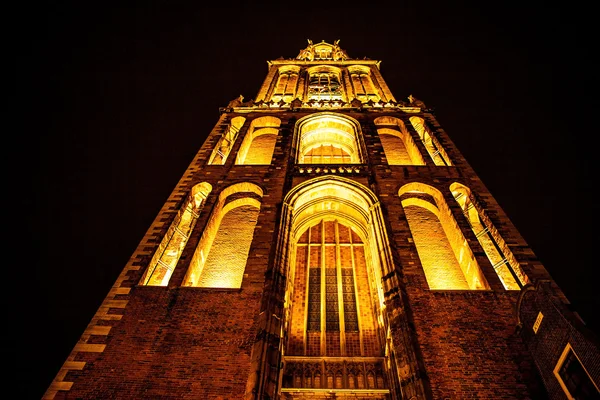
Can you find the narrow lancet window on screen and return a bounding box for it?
[374,116,426,165]
[399,182,489,290]
[271,66,300,103]
[292,220,368,356]
[235,116,281,165]
[409,116,452,166]
[140,182,212,286]
[182,182,262,288]
[554,344,600,399]
[348,66,380,102]
[208,116,246,165]
[450,183,528,289]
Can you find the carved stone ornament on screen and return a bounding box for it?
[296,39,350,61]
[408,94,426,108]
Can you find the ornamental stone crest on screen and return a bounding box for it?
[296,39,350,61]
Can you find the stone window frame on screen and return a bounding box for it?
[305,65,344,102]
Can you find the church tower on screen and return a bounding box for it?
[45,40,599,399]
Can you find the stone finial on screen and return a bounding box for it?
[296,39,350,61]
[408,94,426,108]
[227,94,244,108]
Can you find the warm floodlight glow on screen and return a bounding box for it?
[306,66,344,101]
[196,202,259,288]
[450,182,528,289]
[271,66,301,103]
[236,116,281,165]
[208,116,246,165]
[348,65,380,102]
[183,183,262,288]
[399,182,488,290]
[409,116,452,166]
[296,113,363,164]
[279,176,392,392]
[140,182,212,286]
[374,116,427,166]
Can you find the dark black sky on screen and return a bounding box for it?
[12,2,598,399]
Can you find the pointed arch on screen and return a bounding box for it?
[294,112,365,164]
[409,116,452,166]
[182,182,263,288]
[306,65,344,101]
[278,175,396,394]
[235,116,281,165]
[140,182,212,286]
[450,182,528,289]
[348,65,380,102]
[208,116,246,165]
[374,116,427,165]
[271,65,300,103]
[398,182,489,290]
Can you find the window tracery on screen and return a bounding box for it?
[272,66,300,103]
[295,113,364,164]
[348,65,380,102]
[307,71,343,101]
[279,177,393,395]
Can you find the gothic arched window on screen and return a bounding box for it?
[182,182,262,288]
[399,182,489,290]
[271,66,300,103]
[280,177,391,393]
[295,113,364,164]
[140,182,212,286]
[235,116,281,165]
[348,65,380,102]
[298,220,362,356]
[409,116,452,166]
[306,66,343,101]
[374,116,426,165]
[450,182,528,289]
[208,116,246,165]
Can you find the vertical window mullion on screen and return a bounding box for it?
[320,220,327,355]
[335,220,347,355]
[348,227,364,355]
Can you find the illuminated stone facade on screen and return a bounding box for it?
[45,40,599,399]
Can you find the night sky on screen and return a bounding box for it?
[13,2,598,399]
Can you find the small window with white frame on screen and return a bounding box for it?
[553,343,600,399]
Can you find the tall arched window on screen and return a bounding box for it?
[271,66,300,103]
[306,66,343,101]
[409,116,452,166]
[450,182,528,289]
[208,116,246,165]
[295,113,364,164]
[235,116,281,165]
[295,220,364,355]
[348,65,380,102]
[374,116,426,165]
[279,177,394,395]
[399,182,489,290]
[182,182,262,288]
[140,182,212,286]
